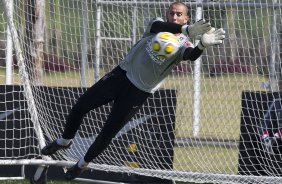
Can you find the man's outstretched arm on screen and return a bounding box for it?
[151,19,211,38]
[183,27,226,61]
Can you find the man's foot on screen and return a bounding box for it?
[260,132,275,154]
[271,131,282,153]
[261,132,270,144]
[274,131,282,140]
[65,162,86,180]
[41,140,72,155]
[262,138,275,154]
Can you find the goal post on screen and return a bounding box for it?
[1,0,46,150]
[1,0,282,183]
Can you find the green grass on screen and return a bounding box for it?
[174,146,239,174]
[0,68,265,140]
[164,73,264,139]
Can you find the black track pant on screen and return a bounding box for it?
[62,66,150,162]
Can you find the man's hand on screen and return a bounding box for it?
[197,28,226,50]
[181,19,211,38]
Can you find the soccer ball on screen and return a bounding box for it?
[151,32,180,59]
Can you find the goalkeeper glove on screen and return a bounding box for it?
[181,19,211,38]
[197,28,226,50]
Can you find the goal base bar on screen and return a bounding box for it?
[1,159,282,183]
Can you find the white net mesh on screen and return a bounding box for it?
[1,0,282,183]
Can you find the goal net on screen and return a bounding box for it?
[1,0,282,183]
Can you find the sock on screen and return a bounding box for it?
[56,138,72,146]
[78,158,89,168]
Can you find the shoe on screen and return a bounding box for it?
[272,131,282,152]
[261,132,270,145]
[65,162,86,180]
[274,131,282,139]
[260,132,275,154]
[41,140,72,155]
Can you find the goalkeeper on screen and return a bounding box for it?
[41,2,225,180]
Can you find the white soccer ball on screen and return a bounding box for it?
[151,32,180,59]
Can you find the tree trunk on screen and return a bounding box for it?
[34,0,45,85]
[54,0,62,57]
[25,0,45,85]
[226,8,236,62]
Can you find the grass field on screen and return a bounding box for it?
[0,68,265,140]
[0,69,266,183]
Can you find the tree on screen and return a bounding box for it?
[25,0,45,85]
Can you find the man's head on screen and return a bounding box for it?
[166,2,189,25]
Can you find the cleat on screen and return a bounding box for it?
[272,132,282,153]
[41,140,72,155]
[263,137,275,154]
[260,132,275,154]
[261,136,271,145]
[274,131,282,139]
[260,132,270,145]
[65,162,86,180]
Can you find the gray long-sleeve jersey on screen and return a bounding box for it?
[119,18,193,93]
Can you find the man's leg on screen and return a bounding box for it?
[84,83,150,162]
[41,66,124,155]
[65,81,150,180]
